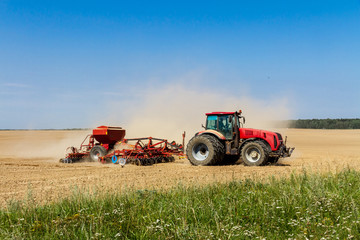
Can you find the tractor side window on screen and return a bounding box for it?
[206,115,218,130]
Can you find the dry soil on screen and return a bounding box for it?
[0,129,359,207]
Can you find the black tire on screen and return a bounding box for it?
[89,145,107,162]
[241,141,269,166]
[186,134,225,166]
[222,155,240,165]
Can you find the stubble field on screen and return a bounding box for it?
[0,129,359,207]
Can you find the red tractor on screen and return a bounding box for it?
[186,110,294,166]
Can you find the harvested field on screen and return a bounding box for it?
[0,129,360,207]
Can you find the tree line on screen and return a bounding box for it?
[286,118,360,129]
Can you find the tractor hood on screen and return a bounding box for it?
[239,128,284,150]
[240,128,282,140]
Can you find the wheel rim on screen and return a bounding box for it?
[91,150,101,160]
[192,143,209,161]
[245,146,261,163]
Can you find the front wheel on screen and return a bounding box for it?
[241,141,269,166]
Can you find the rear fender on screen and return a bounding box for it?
[196,130,226,140]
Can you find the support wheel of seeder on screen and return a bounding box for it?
[89,145,107,162]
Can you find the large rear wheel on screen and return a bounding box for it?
[186,134,225,166]
[241,141,269,166]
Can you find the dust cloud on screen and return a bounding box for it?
[101,84,292,143]
[0,130,88,160]
[0,84,291,161]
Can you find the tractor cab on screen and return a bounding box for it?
[205,111,243,139]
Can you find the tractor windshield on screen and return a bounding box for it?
[206,115,218,130]
[206,115,233,139]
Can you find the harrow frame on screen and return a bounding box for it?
[100,137,184,166]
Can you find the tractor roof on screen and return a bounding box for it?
[205,110,242,116]
[206,112,235,116]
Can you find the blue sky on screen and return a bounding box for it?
[0,0,359,129]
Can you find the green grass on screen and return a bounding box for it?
[1,169,360,239]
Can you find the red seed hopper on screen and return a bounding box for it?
[92,126,126,145]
